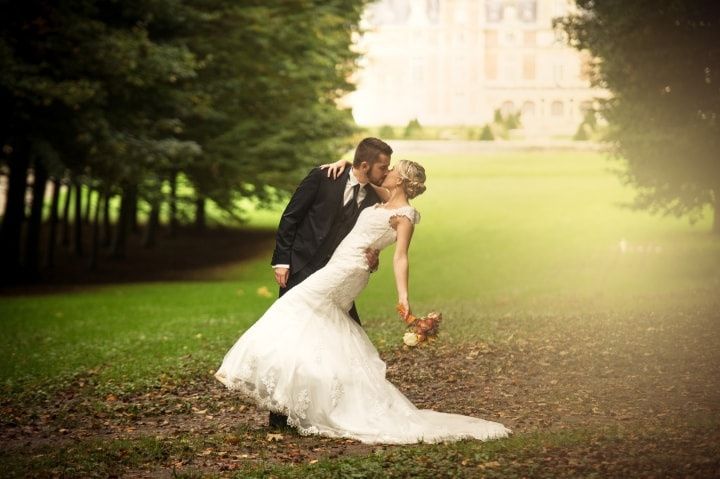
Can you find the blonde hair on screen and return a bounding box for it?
[396,160,427,199]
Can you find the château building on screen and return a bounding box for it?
[347,0,602,136]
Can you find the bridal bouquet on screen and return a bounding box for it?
[396,304,442,347]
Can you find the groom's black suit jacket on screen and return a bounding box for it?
[271,167,381,310]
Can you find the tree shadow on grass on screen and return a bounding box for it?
[2,225,276,296]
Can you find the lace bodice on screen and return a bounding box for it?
[329,204,421,271]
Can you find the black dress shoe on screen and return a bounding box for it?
[269,412,289,429]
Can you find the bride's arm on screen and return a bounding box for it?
[392,216,414,318]
[319,159,350,179]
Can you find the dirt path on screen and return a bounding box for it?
[2,303,719,477]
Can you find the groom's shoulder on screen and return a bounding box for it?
[300,166,320,179]
[303,166,348,185]
[301,166,332,182]
[295,167,323,188]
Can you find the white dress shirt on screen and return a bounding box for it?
[343,168,367,206]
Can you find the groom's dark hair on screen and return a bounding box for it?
[353,137,393,167]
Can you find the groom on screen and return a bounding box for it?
[269,137,392,428]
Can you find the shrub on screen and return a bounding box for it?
[479,124,494,141]
[403,118,423,139]
[378,125,395,139]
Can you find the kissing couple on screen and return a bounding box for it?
[215,137,511,444]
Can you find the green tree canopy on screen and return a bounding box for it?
[558,0,720,232]
[0,0,367,282]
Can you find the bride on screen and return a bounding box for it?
[214,160,511,444]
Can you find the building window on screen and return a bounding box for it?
[485,53,498,80]
[553,64,564,84]
[551,101,564,117]
[486,1,503,22]
[522,55,536,80]
[519,0,537,22]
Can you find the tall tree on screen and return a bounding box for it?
[45,177,61,268]
[89,189,102,270]
[73,180,83,256]
[101,190,112,248]
[0,142,29,283]
[1,0,367,284]
[179,0,364,215]
[60,177,72,248]
[24,156,48,280]
[558,1,720,232]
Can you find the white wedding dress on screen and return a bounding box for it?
[214,204,511,444]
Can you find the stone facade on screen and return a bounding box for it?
[347,0,604,136]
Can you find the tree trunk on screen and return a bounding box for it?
[73,180,83,257]
[169,172,178,237]
[89,189,102,270]
[0,150,30,283]
[45,177,61,268]
[143,199,160,248]
[24,158,48,280]
[128,184,139,234]
[83,185,92,224]
[195,195,206,232]
[60,176,72,247]
[101,190,112,247]
[111,185,130,259]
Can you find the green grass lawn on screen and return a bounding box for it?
[2,150,719,477]
[2,151,718,394]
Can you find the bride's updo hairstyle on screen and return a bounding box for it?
[396,160,427,199]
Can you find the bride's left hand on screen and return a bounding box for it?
[398,298,412,321]
[319,159,350,179]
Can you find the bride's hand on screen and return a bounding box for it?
[319,159,350,179]
[398,298,411,320]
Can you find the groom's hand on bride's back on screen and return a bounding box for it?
[365,248,380,273]
[274,267,290,288]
